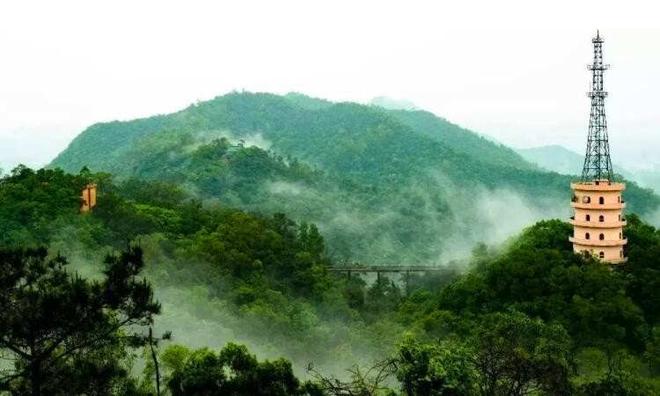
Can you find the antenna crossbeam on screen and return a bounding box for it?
[587,64,610,70]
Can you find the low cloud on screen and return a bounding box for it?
[266,180,307,196]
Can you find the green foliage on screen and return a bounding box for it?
[386,108,533,171]
[363,277,402,323]
[0,165,365,371]
[387,218,660,394]
[0,246,159,395]
[49,92,660,264]
[472,311,572,395]
[118,178,188,209]
[623,214,660,324]
[395,311,571,396]
[164,343,316,396]
[1,164,660,394]
[644,327,660,379]
[436,220,645,351]
[396,338,476,395]
[574,348,660,395]
[0,166,87,246]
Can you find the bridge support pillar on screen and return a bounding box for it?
[404,270,410,296]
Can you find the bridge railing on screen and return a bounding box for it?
[328,265,447,273]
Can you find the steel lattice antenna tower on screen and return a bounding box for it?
[581,30,614,182]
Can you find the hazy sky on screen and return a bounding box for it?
[1,1,659,171]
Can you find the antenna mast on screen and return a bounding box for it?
[581,30,614,182]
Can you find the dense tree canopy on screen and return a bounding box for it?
[1,165,659,394]
[49,92,660,265]
[163,343,321,396]
[395,311,572,396]
[0,246,159,395]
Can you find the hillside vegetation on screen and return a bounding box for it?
[50,92,660,264]
[1,166,660,394]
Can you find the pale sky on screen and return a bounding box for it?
[1,0,659,172]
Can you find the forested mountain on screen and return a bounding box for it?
[385,108,533,171]
[52,92,534,181]
[50,92,660,264]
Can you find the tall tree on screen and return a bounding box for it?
[164,343,317,396]
[0,246,160,395]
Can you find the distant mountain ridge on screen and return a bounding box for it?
[50,92,660,263]
[516,145,583,176]
[52,92,535,178]
[517,144,660,194]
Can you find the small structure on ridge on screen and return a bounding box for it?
[80,183,97,213]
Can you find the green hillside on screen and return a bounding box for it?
[3,167,660,394]
[51,92,534,183]
[50,92,660,263]
[386,108,534,171]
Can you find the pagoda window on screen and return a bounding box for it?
[599,196,605,204]
[599,215,604,222]
[599,233,605,240]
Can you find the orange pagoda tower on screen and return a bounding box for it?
[80,183,97,213]
[569,31,627,264]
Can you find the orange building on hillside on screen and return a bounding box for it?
[81,183,97,213]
